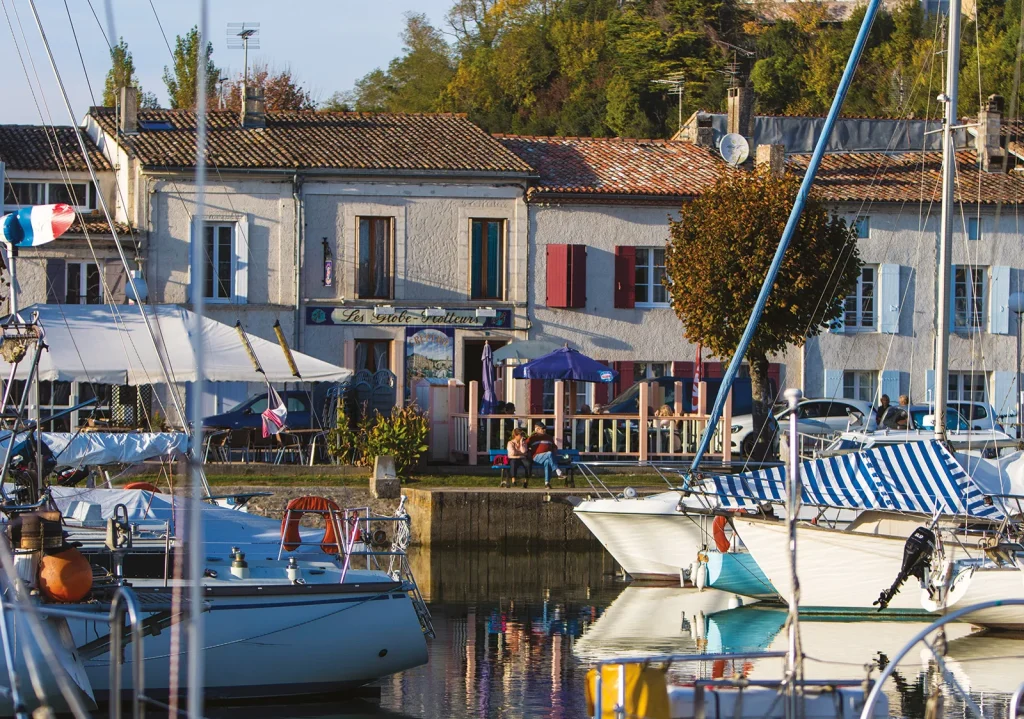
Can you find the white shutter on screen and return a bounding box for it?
[993,371,1016,420]
[233,215,249,304]
[824,369,843,400]
[879,264,900,334]
[925,369,935,405]
[187,220,196,304]
[880,370,900,401]
[989,265,1010,334]
[949,265,958,332]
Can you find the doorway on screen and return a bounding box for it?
[463,339,506,411]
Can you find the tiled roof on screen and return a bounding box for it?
[496,135,733,199]
[65,216,131,237]
[89,108,534,174]
[790,150,1024,204]
[0,125,110,172]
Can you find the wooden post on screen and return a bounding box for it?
[554,379,565,448]
[674,381,684,416]
[468,380,479,466]
[698,381,708,416]
[447,378,458,461]
[639,381,649,462]
[722,388,733,462]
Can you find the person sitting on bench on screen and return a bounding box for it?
[528,423,562,488]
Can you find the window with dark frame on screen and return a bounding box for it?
[470,219,504,300]
[844,266,876,329]
[203,224,234,300]
[354,340,391,373]
[357,217,393,299]
[953,266,985,331]
[66,262,102,305]
[2,181,94,210]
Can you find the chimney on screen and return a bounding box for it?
[673,111,715,148]
[119,86,138,135]
[756,144,785,177]
[727,86,754,141]
[241,86,266,129]
[978,93,1005,173]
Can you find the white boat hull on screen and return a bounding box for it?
[923,565,1024,629]
[732,517,925,612]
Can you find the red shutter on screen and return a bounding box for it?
[672,361,693,378]
[529,380,544,414]
[594,360,611,404]
[612,361,635,399]
[703,362,724,379]
[546,245,569,308]
[614,246,635,309]
[568,245,587,308]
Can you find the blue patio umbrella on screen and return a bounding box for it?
[512,347,618,384]
[481,342,499,414]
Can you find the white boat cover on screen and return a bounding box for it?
[709,440,1003,520]
[0,431,187,468]
[1,304,352,384]
[956,449,1024,500]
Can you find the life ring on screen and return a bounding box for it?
[712,515,732,553]
[281,496,341,554]
[124,482,160,493]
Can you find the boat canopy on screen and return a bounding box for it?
[709,441,1003,520]
[2,431,188,468]
[0,304,352,384]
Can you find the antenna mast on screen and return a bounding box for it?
[227,22,260,101]
[652,73,686,131]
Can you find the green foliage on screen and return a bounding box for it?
[103,38,138,108]
[162,26,220,110]
[326,401,429,476]
[664,169,861,405]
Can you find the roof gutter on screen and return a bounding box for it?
[141,166,538,182]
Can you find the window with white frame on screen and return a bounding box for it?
[634,248,668,306]
[953,266,985,331]
[844,266,876,329]
[634,361,671,379]
[2,181,95,211]
[967,217,982,241]
[854,216,870,239]
[203,224,234,301]
[66,262,102,305]
[542,380,589,413]
[843,370,877,403]
[948,372,986,403]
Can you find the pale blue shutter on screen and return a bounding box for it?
[949,265,958,332]
[824,369,843,400]
[993,371,1016,420]
[880,370,900,401]
[926,369,935,405]
[234,215,249,304]
[989,265,1010,334]
[187,221,196,304]
[879,264,900,334]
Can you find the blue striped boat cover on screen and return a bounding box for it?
[711,441,1003,519]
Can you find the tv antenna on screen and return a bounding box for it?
[652,72,686,130]
[227,22,260,86]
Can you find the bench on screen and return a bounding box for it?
[487,449,578,488]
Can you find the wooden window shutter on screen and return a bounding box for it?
[546,245,569,307]
[46,259,66,304]
[529,380,544,414]
[105,261,126,303]
[614,246,635,309]
[568,244,587,308]
[612,361,634,399]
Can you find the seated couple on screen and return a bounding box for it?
[506,424,565,489]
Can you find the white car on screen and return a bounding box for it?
[731,398,874,458]
[948,401,1006,433]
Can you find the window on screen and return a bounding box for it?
[843,370,877,403]
[354,340,391,373]
[633,362,671,379]
[357,217,393,299]
[948,372,986,403]
[470,219,504,300]
[286,395,309,412]
[78,383,112,424]
[38,380,72,432]
[967,217,981,241]
[844,266,876,330]
[635,248,668,306]
[2,181,94,211]
[1,380,113,430]
[3,182,43,208]
[542,380,589,413]
[953,266,985,331]
[66,262,101,305]
[203,224,234,301]
[48,182,93,209]
[855,216,870,239]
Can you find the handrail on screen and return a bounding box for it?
[108,587,145,719]
[1010,681,1024,718]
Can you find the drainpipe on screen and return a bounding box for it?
[292,173,304,350]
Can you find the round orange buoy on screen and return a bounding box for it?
[38,547,93,603]
[712,515,732,553]
[124,482,160,493]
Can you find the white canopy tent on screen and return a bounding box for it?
[1,304,352,385]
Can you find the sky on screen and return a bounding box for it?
[0,0,453,125]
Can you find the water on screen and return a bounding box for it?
[206,546,1023,719]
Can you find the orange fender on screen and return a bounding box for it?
[712,515,732,553]
[281,496,341,554]
[124,482,160,493]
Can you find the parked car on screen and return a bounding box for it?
[203,390,316,432]
[948,401,1005,433]
[731,398,874,459]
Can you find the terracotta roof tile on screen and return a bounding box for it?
[497,135,734,198]
[65,216,131,237]
[89,108,533,174]
[0,125,110,172]
[789,150,1024,204]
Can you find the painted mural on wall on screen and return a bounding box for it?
[405,327,455,399]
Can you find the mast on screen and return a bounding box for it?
[934,0,961,442]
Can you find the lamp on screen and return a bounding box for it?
[373,305,395,317]
[475,307,498,318]
[423,307,445,318]
[1010,291,1024,440]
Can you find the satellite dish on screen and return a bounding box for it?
[719,133,750,166]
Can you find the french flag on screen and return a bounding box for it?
[1,204,75,247]
[261,383,288,438]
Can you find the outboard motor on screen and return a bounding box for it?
[874,526,935,610]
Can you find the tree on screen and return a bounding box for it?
[664,170,861,459]
[223,64,316,112]
[162,26,219,110]
[103,38,137,107]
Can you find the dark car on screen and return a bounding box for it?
[603,376,767,416]
[203,390,316,431]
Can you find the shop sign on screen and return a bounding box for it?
[306,307,512,328]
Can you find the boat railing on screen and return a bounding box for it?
[571,460,780,502]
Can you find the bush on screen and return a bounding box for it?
[326,401,429,476]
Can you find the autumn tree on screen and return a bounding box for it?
[664,170,861,459]
[103,38,159,108]
[162,26,219,110]
[223,64,316,112]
